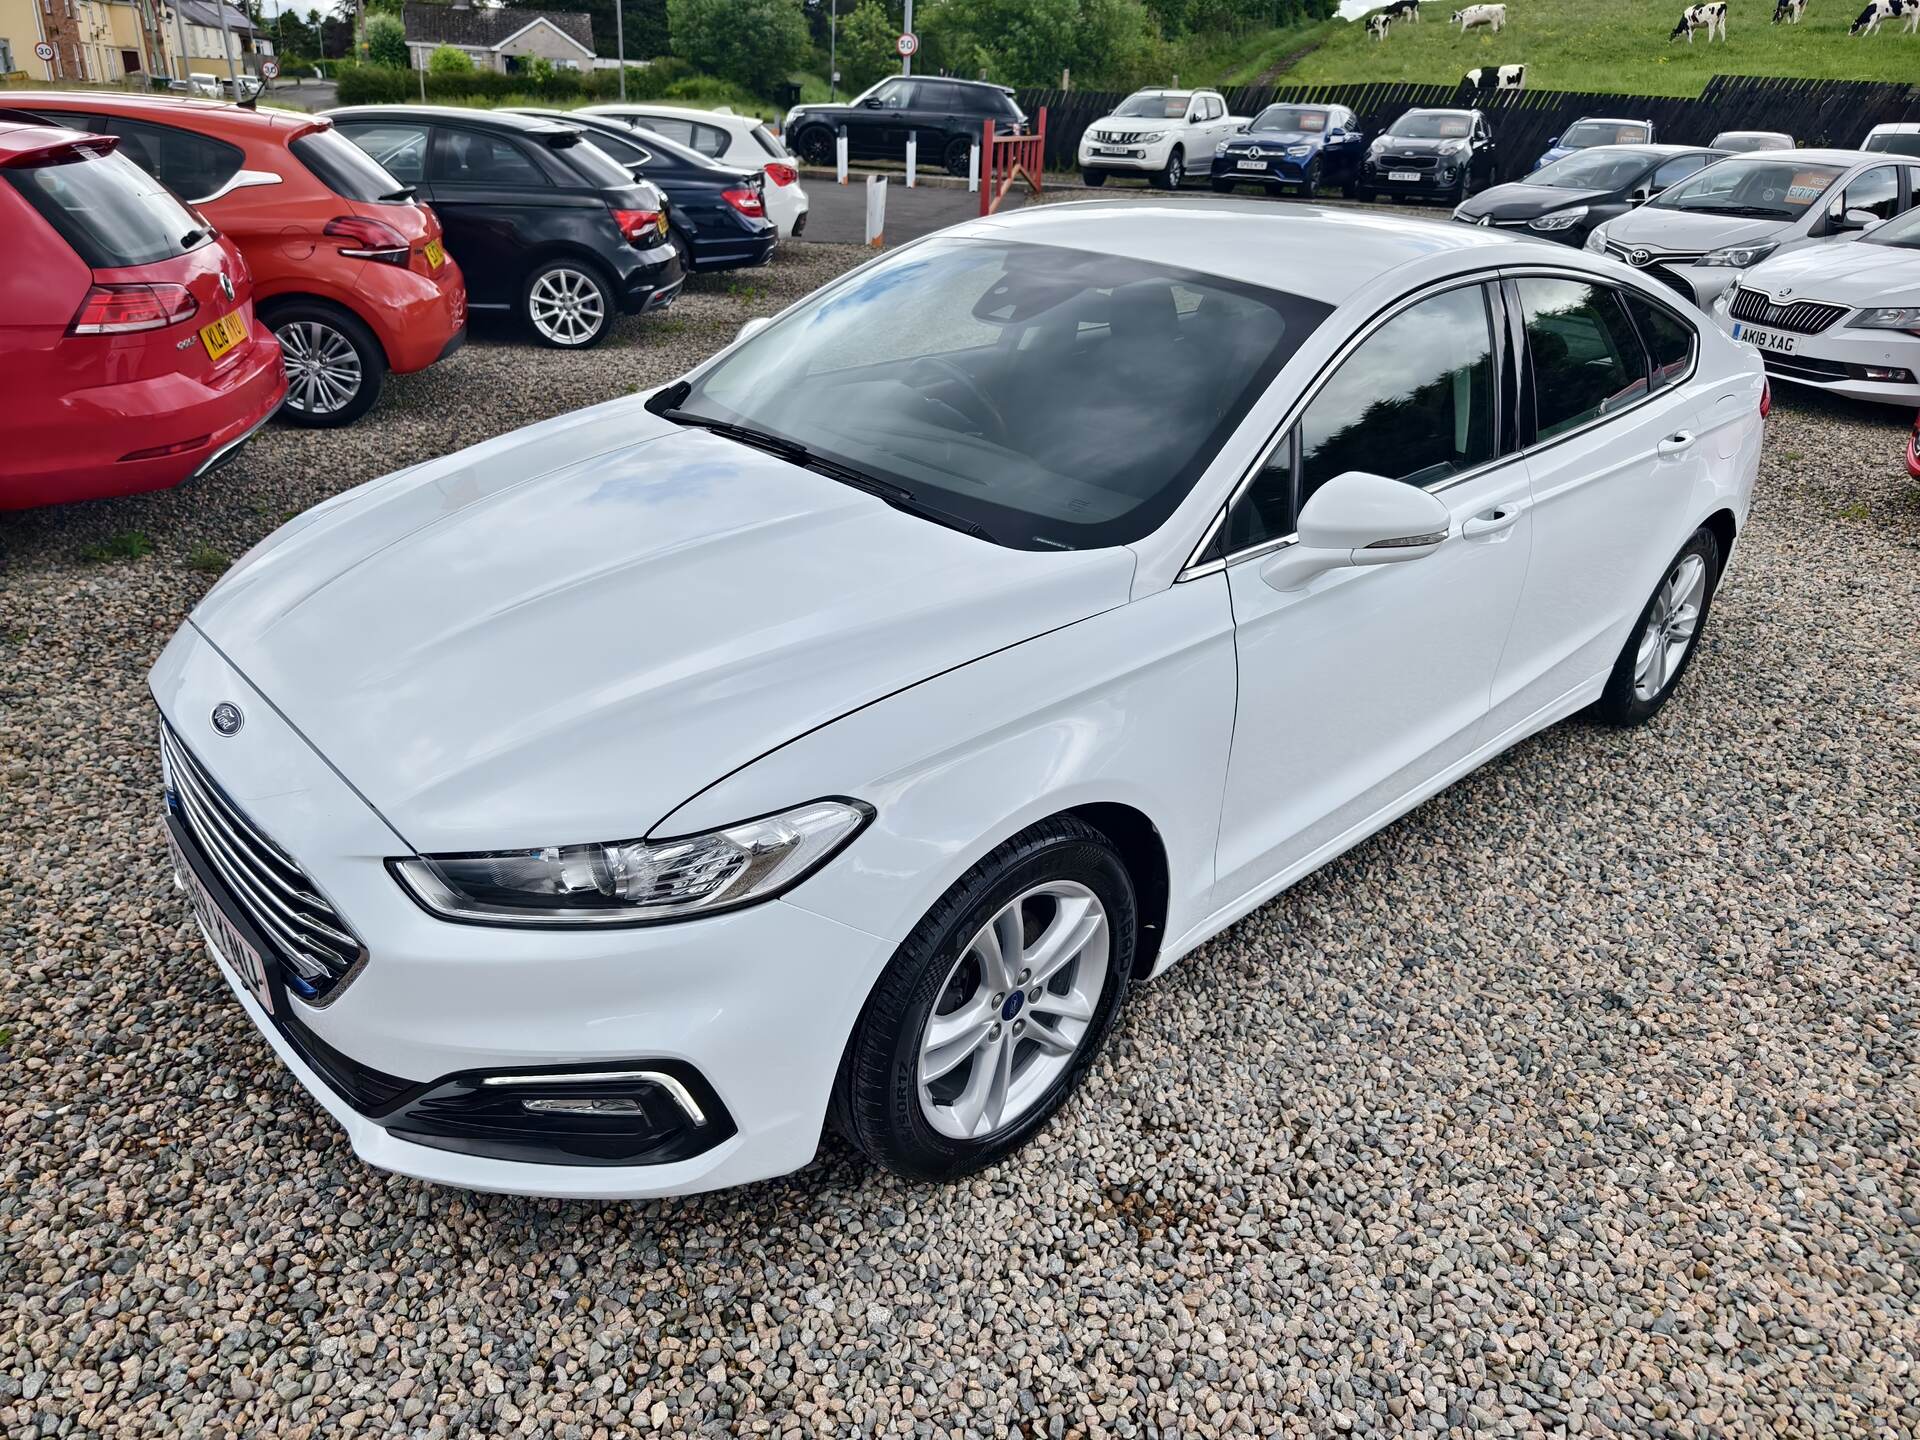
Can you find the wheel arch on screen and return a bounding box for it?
[1701,506,1737,571]
[1063,802,1170,981]
[254,291,392,367]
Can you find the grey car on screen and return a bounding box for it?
[1583,148,1920,309]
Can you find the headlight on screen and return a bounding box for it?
[1698,242,1778,269]
[1440,139,1469,154]
[1287,144,1313,157]
[392,799,872,926]
[1583,225,1610,253]
[1848,306,1920,333]
[1529,206,1589,232]
[1137,131,1165,144]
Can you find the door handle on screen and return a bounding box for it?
[1657,430,1696,458]
[1461,505,1521,539]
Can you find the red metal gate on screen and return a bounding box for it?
[980,107,1046,217]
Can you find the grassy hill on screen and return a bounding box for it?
[1215,0,1920,97]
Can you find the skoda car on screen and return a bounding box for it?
[1454,145,1723,247]
[1209,103,1363,198]
[1585,148,1920,309]
[153,203,1763,1199]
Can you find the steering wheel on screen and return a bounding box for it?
[907,356,1011,445]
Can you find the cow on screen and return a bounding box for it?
[1381,0,1422,21]
[1463,63,1528,91]
[1368,13,1393,38]
[1451,3,1507,32]
[1850,0,1919,33]
[1669,1,1729,40]
[1773,0,1806,21]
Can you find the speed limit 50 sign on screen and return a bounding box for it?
[895,32,918,56]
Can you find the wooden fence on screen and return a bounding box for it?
[1015,75,1920,186]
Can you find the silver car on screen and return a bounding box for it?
[1583,149,1920,310]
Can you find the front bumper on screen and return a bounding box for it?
[1714,309,1920,407]
[1210,150,1315,185]
[1078,137,1175,174]
[150,625,897,1198]
[1361,161,1465,198]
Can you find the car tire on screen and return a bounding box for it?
[1152,147,1185,190]
[1593,526,1722,726]
[793,125,834,166]
[266,301,386,428]
[521,258,614,349]
[668,225,694,274]
[1082,169,1108,187]
[830,815,1136,1182]
[1341,170,1360,199]
[1299,157,1320,198]
[943,134,973,176]
[1210,176,1233,193]
[1357,184,1375,203]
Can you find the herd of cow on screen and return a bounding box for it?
[1364,0,1918,49]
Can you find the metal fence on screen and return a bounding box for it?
[1015,75,1920,185]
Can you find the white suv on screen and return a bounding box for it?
[1077,88,1243,190]
[585,104,809,238]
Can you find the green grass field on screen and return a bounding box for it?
[1233,0,1920,97]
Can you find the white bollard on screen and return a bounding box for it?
[968,142,979,193]
[905,131,917,189]
[864,173,886,247]
[836,129,849,185]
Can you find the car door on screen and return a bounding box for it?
[423,124,553,309]
[1326,108,1359,182]
[1487,274,1712,733]
[1210,279,1534,907]
[853,77,915,158]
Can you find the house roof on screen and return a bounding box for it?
[168,0,257,37]
[402,4,595,54]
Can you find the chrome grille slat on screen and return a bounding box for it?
[161,721,366,1000]
[1729,287,1848,335]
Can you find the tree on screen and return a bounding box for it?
[667,0,809,95]
[835,0,896,92]
[366,11,408,66]
[427,42,473,73]
[921,0,1164,89]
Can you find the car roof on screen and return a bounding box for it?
[1718,146,1879,166]
[1551,143,1712,158]
[324,105,575,136]
[1570,116,1653,125]
[1867,122,1920,134]
[588,103,759,130]
[1403,106,1481,117]
[0,90,319,137]
[955,200,1531,306]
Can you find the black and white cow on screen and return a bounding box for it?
[1772,0,1807,22]
[1381,0,1422,21]
[1669,1,1729,40]
[1463,63,1527,91]
[1450,4,1506,32]
[1367,13,1393,38]
[1850,0,1918,33]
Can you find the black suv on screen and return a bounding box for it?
[783,77,1025,176]
[1359,107,1498,205]
[328,106,682,348]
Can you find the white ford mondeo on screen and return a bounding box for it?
[153,202,1765,1199]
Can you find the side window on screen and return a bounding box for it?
[872,79,913,110]
[36,110,242,200]
[1517,278,1649,441]
[1223,284,1497,553]
[1838,166,1900,223]
[689,122,729,158]
[433,129,547,186]
[1622,292,1696,390]
[638,115,694,147]
[1651,153,1709,192]
[337,121,429,185]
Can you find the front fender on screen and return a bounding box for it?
[654,576,1239,959]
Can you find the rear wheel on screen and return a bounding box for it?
[521,259,614,349]
[793,125,834,166]
[1593,527,1722,725]
[943,134,974,176]
[267,301,385,428]
[1152,147,1185,190]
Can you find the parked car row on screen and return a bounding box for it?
[1,95,810,509]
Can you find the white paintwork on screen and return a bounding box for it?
[584,104,809,237]
[1076,88,1246,179]
[153,203,1764,1198]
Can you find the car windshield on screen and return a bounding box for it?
[4,143,209,267]
[1713,132,1792,152]
[1864,132,1920,157]
[1863,206,1920,249]
[1525,150,1653,190]
[1651,156,1844,218]
[1251,107,1327,133]
[665,237,1330,551]
[1390,112,1472,139]
[1114,93,1190,119]
[1561,120,1649,148]
[292,126,412,201]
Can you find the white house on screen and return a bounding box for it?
[402,0,594,73]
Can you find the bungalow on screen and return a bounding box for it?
[402,0,594,73]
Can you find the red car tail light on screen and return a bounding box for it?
[722,186,765,218]
[119,434,211,463]
[323,215,411,265]
[1759,377,1771,419]
[609,207,666,245]
[70,283,198,335]
[763,162,798,187]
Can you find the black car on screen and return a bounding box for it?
[327,106,682,349]
[1209,102,1364,198]
[1359,107,1497,205]
[515,108,777,273]
[782,76,1025,176]
[1452,144,1724,247]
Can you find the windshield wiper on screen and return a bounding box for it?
[1679,203,1787,218]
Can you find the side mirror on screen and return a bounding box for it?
[1841,206,1879,229]
[1259,472,1450,593]
[736,316,772,344]
[1545,133,1559,147]
[861,97,883,109]
[1631,186,1653,203]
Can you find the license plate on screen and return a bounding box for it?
[656,213,668,237]
[199,310,248,361]
[1236,160,1267,170]
[1731,321,1794,355]
[1095,146,1131,156]
[423,238,445,269]
[168,830,275,1016]
[1389,170,1422,182]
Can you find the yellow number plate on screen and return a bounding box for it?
[199,310,248,362]
[424,238,446,269]
[656,214,668,237]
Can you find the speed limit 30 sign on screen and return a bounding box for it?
[34,41,55,61]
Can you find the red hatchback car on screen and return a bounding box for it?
[2,122,285,510]
[0,94,466,427]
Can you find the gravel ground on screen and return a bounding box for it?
[2,239,1918,1440]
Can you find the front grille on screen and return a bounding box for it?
[161,721,366,1003]
[1382,154,1437,169]
[1090,128,1155,144]
[1729,287,1848,335]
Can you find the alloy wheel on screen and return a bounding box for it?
[528,267,607,346]
[1632,553,1707,701]
[1167,154,1184,187]
[277,320,362,416]
[916,881,1110,1141]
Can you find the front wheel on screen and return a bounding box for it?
[1152,147,1185,190]
[1356,183,1375,203]
[1299,157,1321,198]
[1081,169,1109,187]
[521,259,614,349]
[1210,175,1234,193]
[831,816,1136,1181]
[269,302,386,428]
[1593,527,1722,725]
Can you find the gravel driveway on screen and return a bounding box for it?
[2,242,1917,1439]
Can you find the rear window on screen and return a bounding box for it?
[552,135,638,189]
[750,123,788,159]
[1864,132,1920,158]
[4,144,211,268]
[292,126,411,202]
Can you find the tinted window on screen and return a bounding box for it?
[750,123,788,158]
[1519,278,1648,441]
[1526,151,1654,191]
[1252,107,1328,133]
[1864,132,1920,158]
[338,121,429,184]
[1562,120,1650,147]
[916,82,962,111]
[434,128,546,186]
[676,237,1330,551]
[292,126,409,202]
[581,126,651,165]
[1838,166,1901,223]
[551,136,636,188]
[687,122,729,158]
[1390,111,1472,139]
[1623,292,1696,390]
[1650,153,1710,191]
[35,109,242,201]
[4,145,210,268]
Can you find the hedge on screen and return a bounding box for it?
[332,57,704,108]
